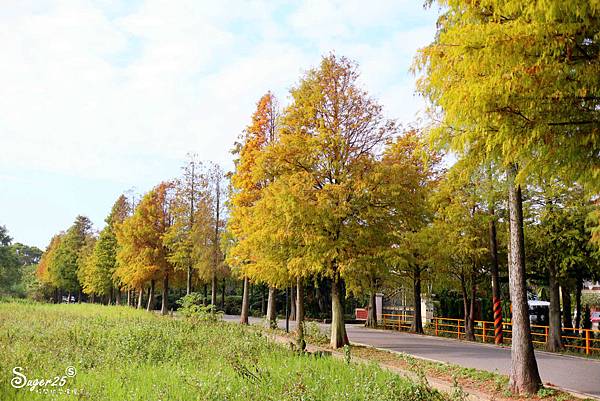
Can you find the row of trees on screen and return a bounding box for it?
[226,51,600,358]
[226,55,443,348]
[26,1,600,394]
[36,158,227,313]
[30,50,600,399]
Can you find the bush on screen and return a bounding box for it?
[176,293,223,322]
[224,295,242,315]
[582,292,600,308]
[304,321,329,345]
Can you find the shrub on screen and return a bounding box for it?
[304,321,329,345]
[176,293,223,322]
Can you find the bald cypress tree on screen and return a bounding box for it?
[416,0,600,393]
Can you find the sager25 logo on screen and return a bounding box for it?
[11,366,77,392]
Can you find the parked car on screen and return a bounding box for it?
[528,300,549,325]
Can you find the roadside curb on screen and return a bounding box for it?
[351,324,600,364]
[350,340,599,401]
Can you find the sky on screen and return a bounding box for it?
[0,0,440,249]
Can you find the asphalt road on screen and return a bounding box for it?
[223,315,600,398]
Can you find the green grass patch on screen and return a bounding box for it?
[0,303,451,400]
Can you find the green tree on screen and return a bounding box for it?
[0,226,19,295]
[51,216,94,301]
[377,130,442,333]
[10,243,43,267]
[207,162,226,307]
[528,181,599,347]
[4,241,44,298]
[429,167,490,341]
[414,1,600,393]
[167,154,207,295]
[78,196,129,303]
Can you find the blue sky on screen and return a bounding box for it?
[0,0,440,249]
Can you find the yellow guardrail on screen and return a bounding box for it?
[380,314,600,355]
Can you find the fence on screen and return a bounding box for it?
[380,314,600,355]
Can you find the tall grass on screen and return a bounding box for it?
[0,303,449,400]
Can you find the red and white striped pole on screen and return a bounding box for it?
[489,207,503,345]
[493,297,503,344]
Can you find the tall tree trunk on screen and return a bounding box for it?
[261,286,266,316]
[296,277,305,336]
[77,288,81,304]
[187,159,196,296]
[507,166,541,394]
[583,305,592,329]
[489,210,503,344]
[203,284,208,306]
[109,287,114,305]
[67,291,71,304]
[412,267,423,334]
[330,272,348,349]
[296,277,306,350]
[575,274,583,330]
[137,287,143,309]
[266,287,277,328]
[147,279,155,312]
[470,273,476,337]
[91,293,95,304]
[127,289,131,307]
[460,275,475,341]
[161,274,169,315]
[290,286,296,321]
[547,267,562,351]
[186,266,192,295]
[366,290,377,328]
[561,282,572,329]
[221,278,225,310]
[315,284,325,315]
[240,277,250,324]
[211,273,217,306]
[115,288,121,306]
[212,175,220,306]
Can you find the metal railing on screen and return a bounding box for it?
[380,314,600,355]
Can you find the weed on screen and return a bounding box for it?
[304,321,329,345]
[176,292,223,322]
[343,344,351,364]
[537,387,556,398]
[450,375,469,401]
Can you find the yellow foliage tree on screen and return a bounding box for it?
[115,182,178,314]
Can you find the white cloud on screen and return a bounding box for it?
[0,0,438,185]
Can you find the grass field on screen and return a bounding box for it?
[0,302,452,401]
